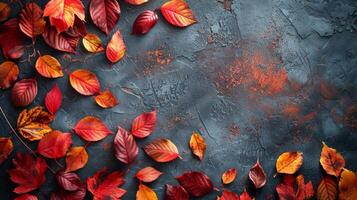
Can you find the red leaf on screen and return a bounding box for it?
[69,69,100,96]
[0,19,25,59]
[0,61,19,89]
[15,194,38,200]
[132,10,158,35]
[74,116,112,141]
[45,84,62,115]
[113,126,138,165]
[0,2,11,22]
[160,0,197,27]
[125,0,148,5]
[296,175,314,200]
[165,184,189,200]
[143,138,180,162]
[51,182,86,200]
[135,167,162,183]
[240,190,254,200]
[87,169,126,199]
[249,159,267,189]
[19,2,46,38]
[176,171,213,197]
[106,30,126,63]
[65,17,87,37]
[8,153,47,194]
[219,190,239,200]
[42,24,80,53]
[276,175,296,200]
[90,0,120,35]
[56,171,81,191]
[131,110,157,138]
[38,130,72,159]
[11,78,38,107]
[0,137,13,164]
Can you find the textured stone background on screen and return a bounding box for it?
[1,0,357,199]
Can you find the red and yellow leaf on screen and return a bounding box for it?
[106,31,126,63]
[125,0,148,6]
[276,152,303,174]
[42,24,80,53]
[165,184,189,200]
[89,0,120,35]
[161,0,197,27]
[136,183,158,200]
[136,167,162,183]
[132,10,158,35]
[82,33,104,53]
[65,146,88,172]
[132,110,157,138]
[19,2,46,38]
[0,137,13,164]
[35,55,63,78]
[0,61,19,89]
[0,2,10,22]
[38,130,72,159]
[94,89,118,108]
[74,116,112,141]
[317,175,337,200]
[11,78,37,107]
[176,171,213,197]
[339,169,357,200]
[189,132,206,160]
[144,138,180,162]
[45,84,62,115]
[218,190,239,200]
[221,168,237,184]
[320,142,345,177]
[113,126,138,164]
[87,169,126,199]
[249,159,267,189]
[69,69,100,96]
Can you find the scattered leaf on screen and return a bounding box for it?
[45,84,62,115]
[66,17,87,37]
[94,89,118,108]
[38,130,72,159]
[19,2,46,38]
[11,78,38,107]
[132,10,158,35]
[218,190,239,200]
[135,167,162,183]
[131,110,157,138]
[69,69,100,96]
[221,168,237,184]
[56,171,81,191]
[276,174,314,200]
[0,19,24,59]
[0,61,19,89]
[339,169,357,200]
[0,2,10,22]
[89,0,120,35]
[320,142,345,177]
[15,194,38,200]
[65,146,88,172]
[136,183,158,200]
[82,33,104,53]
[296,175,314,200]
[106,30,126,63]
[125,0,148,6]
[161,0,197,27]
[176,171,213,197]
[0,137,13,164]
[113,126,138,165]
[35,55,63,78]
[317,175,337,200]
[42,24,80,53]
[165,184,189,200]
[249,159,267,189]
[51,182,86,200]
[240,189,254,200]
[189,131,206,160]
[74,116,112,141]
[276,152,303,174]
[144,138,180,162]
[87,169,126,199]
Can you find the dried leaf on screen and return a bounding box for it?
[0,2,10,22]
[38,130,72,159]
[144,138,180,162]
[45,84,62,115]
[249,159,267,189]
[65,146,88,172]
[135,167,162,183]
[189,132,206,160]
[218,190,239,200]
[339,169,357,200]
[74,116,112,141]
[89,0,120,35]
[94,89,118,108]
[106,31,126,63]
[8,153,47,194]
[161,0,197,27]
[131,110,157,138]
[221,168,237,184]
[82,33,104,53]
[42,24,80,53]
[240,190,254,200]
[176,171,213,197]
[113,126,138,164]
[56,171,81,191]
[0,137,13,164]
[87,169,126,199]
[35,55,63,78]
[136,183,158,200]
[165,184,189,200]
[19,3,46,38]
[317,175,337,200]
[0,61,19,89]
[11,78,38,107]
[17,106,53,141]
[126,0,148,6]
[132,10,158,35]
[69,69,100,96]
[15,194,38,200]
[320,142,345,177]
[0,19,24,59]
[276,152,303,174]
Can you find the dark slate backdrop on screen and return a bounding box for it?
[1,0,357,199]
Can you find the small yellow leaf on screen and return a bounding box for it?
[189,132,206,160]
[82,33,104,53]
[136,183,158,200]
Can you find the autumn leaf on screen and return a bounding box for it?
[89,0,120,35]
[38,130,72,159]
[132,110,157,138]
[8,153,47,194]
[189,131,206,160]
[0,61,19,89]
[106,30,126,63]
[15,194,38,200]
[82,33,104,53]
[161,0,197,27]
[43,0,85,33]
[45,84,62,115]
[56,171,81,191]
[339,169,357,200]
[11,78,38,107]
[35,55,63,78]
[144,138,180,162]
[176,171,213,197]
[136,183,158,200]
[165,184,189,200]
[87,169,126,199]
[17,106,53,141]
[65,146,88,172]
[296,175,314,200]
[69,69,100,96]
[249,159,267,189]
[132,10,158,35]
[218,190,239,200]
[276,174,314,200]
[317,175,337,200]
[19,3,46,38]
[0,19,24,59]
[42,24,80,53]
[320,142,345,177]
[240,189,254,200]
[74,116,112,141]
[221,168,237,184]
[276,152,303,174]
[113,126,138,164]
[66,17,87,37]
[0,2,10,22]
[94,89,118,108]
[126,0,148,6]
[135,167,162,183]
[51,182,86,200]
[0,137,13,164]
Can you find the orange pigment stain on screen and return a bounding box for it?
[140,47,173,76]
[282,104,301,119]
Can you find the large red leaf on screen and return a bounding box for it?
[131,110,157,138]
[45,84,62,115]
[0,137,13,164]
[0,19,25,59]
[56,171,81,191]
[143,138,180,162]
[132,10,158,35]
[276,174,314,200]
[8,153,47,194]
[160,0,197,27]
[74,116,112,141]
[0,61,19,89]
[11,78,38,107]
[176,171,213,197]
[165,184,189,200]
[113,126,138,165]
[106,30,126,63]
[248,159,267,189]
[219,190,239,200]
[19,2,46,38]
[87,169,126,199]
[90,0,120,35]
[69,69,100,96]
[38,130,72,159]
[15,194,38,200]
[42,24,80,53]
[135,167,162,183]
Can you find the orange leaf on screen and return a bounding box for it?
[276,152,303,174]
[136,183,158,200]
[161,0,197,27]
[189,132,206,160]
[136,167,162,183]
[74,116,112,141]
[87,169,126,199]
[126,0,148,6]
[65,146,88,172]
[0,137,13,164]
[94,89,118,108]
[35,55,63,78]
[317,175,337,200]
[38,130,72,159]
[106,31,126,63]
[17,106,53,141]
[82,33,104,53]
[43,0,85,32]
[69,69,100,95]
[339,169,357,200]
[221,168,237,184]
[0,61,19,89]
[11,78,38,107]
[296,175,314,200]
[144,138,180,162]
[249,159,267,189]
[0,2,10,22]
[131,110,157,138]
[19,3,46,38]
[320,142,345,177]
[240,189,254,200]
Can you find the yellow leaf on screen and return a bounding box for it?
[189,132,206,160]
[82,33,104,53]
[35,55,63,78]
[276,152,303,174]
[320,142,345,177]
[136,183,158,200]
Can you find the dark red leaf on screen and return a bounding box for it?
[276,175,296,200]
[176,171,213,197]
[56,171,81,191]
[51,182,86,200]
[42,24,80,53]
[131,110,157,138]
[65,17,87,38]
[132,10,158,35]
[219,190,239,200]
[15,194,38,200]
[240,190,254,200]
[11,78,37,107]
[19,2,46,38]
[248,159,267,189]
[113,126,138,165]
[0,19,25,59]
[90,0,121,35]
[165,184,189,200]
[45,84,62,115]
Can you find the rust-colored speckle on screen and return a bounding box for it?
[229,123,240,136]
[344,104,357,129]
[283,104,301,119]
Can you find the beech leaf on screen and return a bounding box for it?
[38,130,72,159]
[69,69,100,96]
[276,151,303,174]
[94,89,118,108]
[135,167,162,183]
[132,10,158,35]
[90,0,120,35]
[132,110,157,138]
[189,131,206,160]
[35,55,64,78]
[144,138,180,162]
[125,0,148,6]
[0,19,25,59]
[221,168,237,184]
[45,84,62,115]
[161,0,197,27]
[176,171,213,197]
[0,61,19,89]
[11,78,37,107]
[249,159,267,189]
[87,169,126,199]
[106,30,126,63]
[42,24,80,53]
[320,142,345,177]
[65,146,89,172]
[74,116,112,141]
[113,126,138,165]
